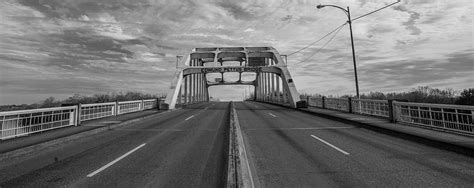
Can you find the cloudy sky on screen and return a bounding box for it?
[0,0,472,105]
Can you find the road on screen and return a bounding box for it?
[0,102,229,187]
[235,101,474,187]
[1,101,473,187]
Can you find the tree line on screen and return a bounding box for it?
[0,92,165,112]
[301,86,474,105]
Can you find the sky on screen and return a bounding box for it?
[0,0,472,105]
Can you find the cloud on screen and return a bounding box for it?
[393,6,421,35]
[0,0,472,104]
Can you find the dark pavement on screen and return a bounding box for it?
[0,102,229,187]
[0,109,163,154]
[235,101,474,187]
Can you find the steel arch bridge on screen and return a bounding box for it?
[163,47,301,109]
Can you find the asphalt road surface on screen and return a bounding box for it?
[235,101,474,187]
[0,102,229,187]
[2,101,473,187]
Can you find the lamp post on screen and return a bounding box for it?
[317,4,360,99]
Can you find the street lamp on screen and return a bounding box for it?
[317,4,360,99]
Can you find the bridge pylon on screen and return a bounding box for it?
[163,47,301,109]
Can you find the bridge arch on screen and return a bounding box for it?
[163,47,301,109]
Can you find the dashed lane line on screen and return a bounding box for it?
[87,143,146,177]
[185,115,194,121]
[311,135,350,155]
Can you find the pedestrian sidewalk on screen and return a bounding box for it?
[298,106,474,156]
[0,110,164,154]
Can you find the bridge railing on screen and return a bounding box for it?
[325,98,350,112]
[393,102,473,135]
[1,99,161,140]
[307,97,324,108]
[352,99,390,118]
[305,96,474,135]
[80,102,116,121]
[0,106,77,140]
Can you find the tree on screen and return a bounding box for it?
[456,88,474,105]
[41,96,59,108]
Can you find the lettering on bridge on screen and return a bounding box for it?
[200,67,261,73]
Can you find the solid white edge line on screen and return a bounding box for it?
[310,135,350,155]
[87,143,146,177]
[185,115,194,121]
[268,113,277,117]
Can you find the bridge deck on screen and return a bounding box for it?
[1,102,473,187]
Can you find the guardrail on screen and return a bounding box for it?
[1,99,161,140]
[0,106,77,140]
[394,102,473,135]
[304,96,474,135]
[325,98,349,112]
[80,102,116,121]
[352,99,390,118]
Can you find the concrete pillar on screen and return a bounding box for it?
[261,73,264,101]
[276,75,280,104]
[266,73,271,101]
[258,73,262,101]
[196,73,200,102]
[193,73,196,103]
[271,73,275,102]
[202,74,206,102]
[191,61,195,104]
[178,84,182,106]
[184,76,188,104]
[262,73,265,101]
[199,74,203,102]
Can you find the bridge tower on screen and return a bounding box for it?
[163,47,301,109]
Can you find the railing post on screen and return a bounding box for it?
[115,101,119,116]
[141,99,144,111]
[77,103,82,126]
[322,96,326,109]
[388,100,395,122]
[348,98,352,113]
[156,98,160,110]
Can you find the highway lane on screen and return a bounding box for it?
[235,101,474,187]
[0,102,229,187]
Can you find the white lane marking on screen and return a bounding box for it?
[185,115,194,121]
[246,127,354,131]
[87,143,146,177]
[268,113,277,118]
[310,135,350,155]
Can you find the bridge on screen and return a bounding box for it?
[164,47,301,109]
[0,47,473,187]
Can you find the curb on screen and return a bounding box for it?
[0,110,170,162]
[256,101,474,157]
[226,102,254,188]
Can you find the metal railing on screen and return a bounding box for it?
[304,96,473,135]
[117,100,142,115]
[1,99,161,140]
[143,99,158,110]
[1,106,77,140]
[352,99,389,118]
[394,102,473,134]
[308,97,324,108]
[325,98,349,112]
[80,102,116,121]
